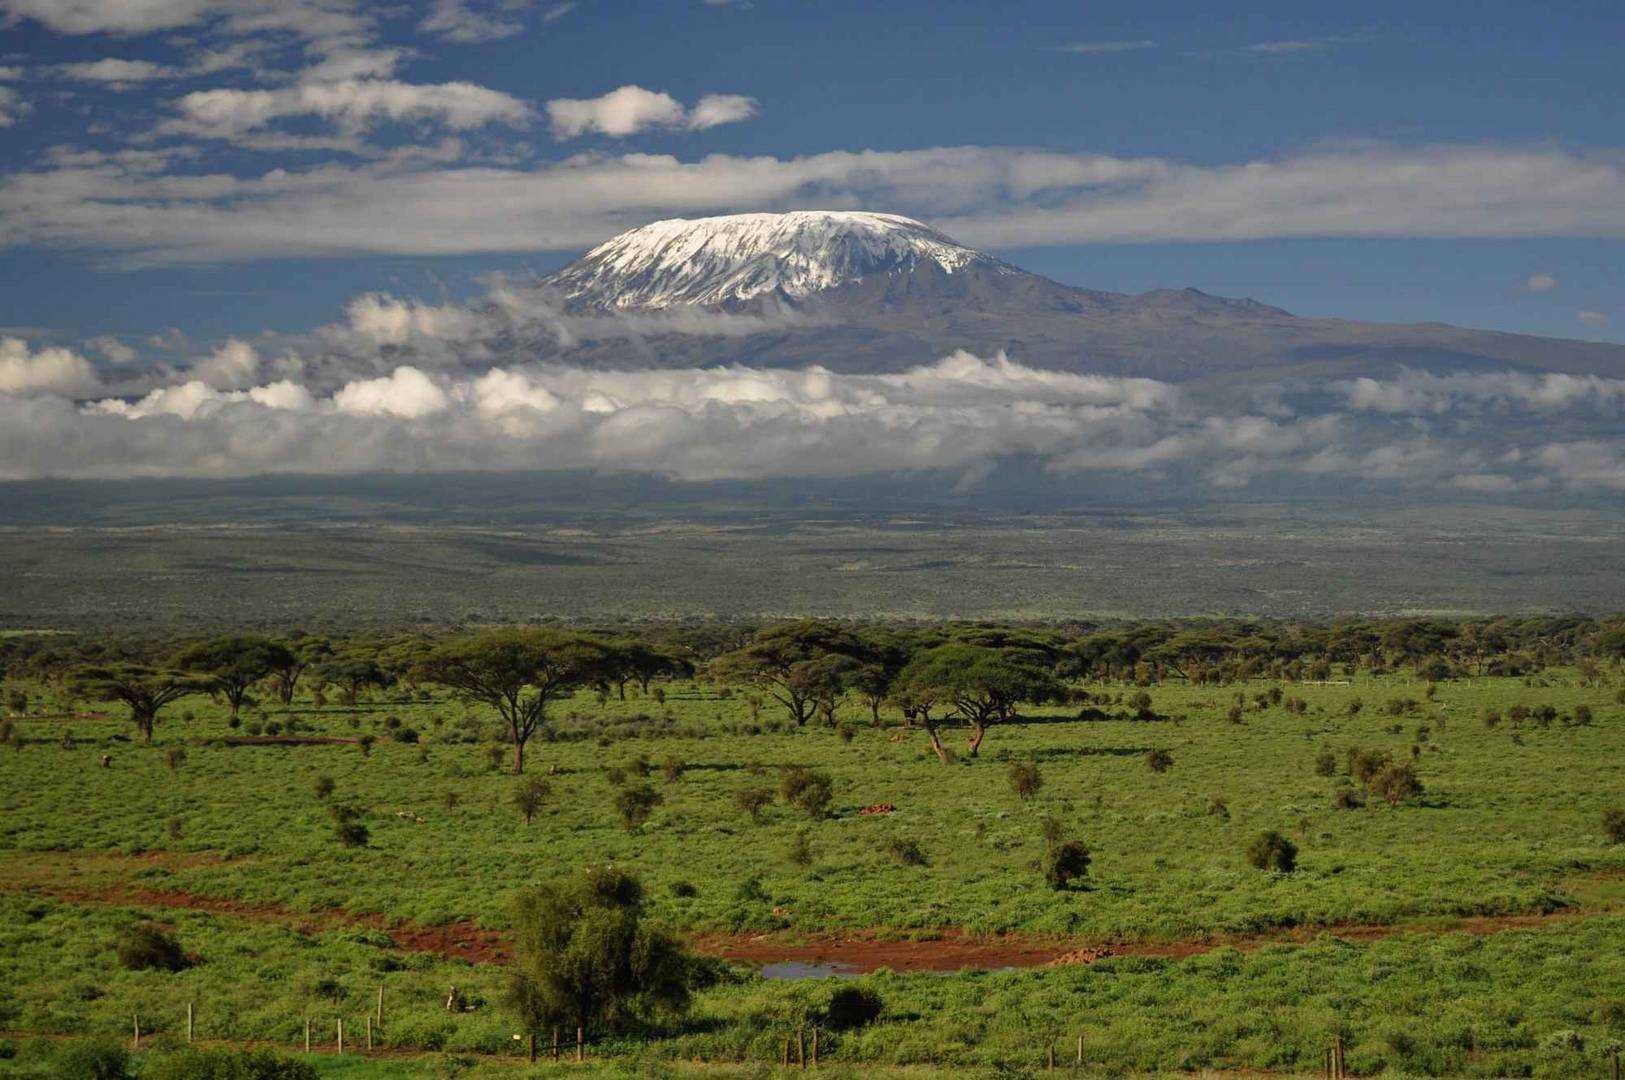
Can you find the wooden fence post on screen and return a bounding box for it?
[366,1015,373,1051]
[811,1026,818,1067]
[1610,1046,1619,1080]
[781,1035,790,1067]
[336,1018,344,1054]
[576,1024,584,1062]
[186,1001,194,1044]
[131,1012,140,1050]
[377,985,384,1025]
[552,1027,560,1061]
[527,1032,536,1063]
[1076,1033,1083,1066]
[304,1019,311,1053]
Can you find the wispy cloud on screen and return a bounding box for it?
[1578,310,1611,327]
[546,85,758,138]
[1521,272,1559,293]
[1057,40,1157,55]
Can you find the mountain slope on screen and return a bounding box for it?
[533,211,1625,382]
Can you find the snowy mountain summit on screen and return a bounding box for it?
[546,210,1018,310]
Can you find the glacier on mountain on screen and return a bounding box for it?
[546,210,1017,310]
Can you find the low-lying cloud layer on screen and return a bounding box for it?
[2,338,1621,493]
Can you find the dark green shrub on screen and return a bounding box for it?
[1146,748,1173,773]
[312,775,335,800]
[165,746,186,770]
[1313,747,1337,776]
[823,985,884,1030]
[1333,787,1366,810]
[734,785,773,822]
[614,782,662,830]
[329,803,368,847]
[1246,830,1297,873]
[394,727,419,743]
[670,880,698,898]
[660,755,683,782]
[1347,746,1390,783]
[115,922,188,972]
[55,1039,132,1080]
[1206,794,1230,819]
[146,1047,319,1080]
[1603,807,1625,844]
[779,766,833,819]
[1008,760,1042,800]
[513,776,550,824]
[1044,840,1091,889]
[1369,762,1424,805]
[787,831,814,868]
[886,837,928,866]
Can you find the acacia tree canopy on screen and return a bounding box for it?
[417,628,606,773]
[709,621,870,725]
[891,643,1067,756]
[172,635,293,718]
[70,664,206,742]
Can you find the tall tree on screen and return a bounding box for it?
[892,643,1067,756]
[173,635,293,719]
[507,867,690,1044]
[417,628,604,773]
[70,664,205,742]
[267,637,332,706]
[709,621,866,726]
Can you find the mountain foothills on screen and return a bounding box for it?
[531,211,1625,382]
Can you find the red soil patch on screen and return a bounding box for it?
[13,868,1606,975]
[29,884,510,965]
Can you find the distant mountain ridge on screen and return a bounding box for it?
[533,211,1625,383]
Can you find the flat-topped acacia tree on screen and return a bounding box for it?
[708,621,869,726]
[418,628,606,774]
[70,664,207,743]
[173,635,293,719]
[892,643,1068,757]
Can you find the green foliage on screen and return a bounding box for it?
[328,802,368,847]
[1146,748,1174,773]
[513,775,550,824]
[1246,830,1298,873]
[54,1039,132,1080]
[1369,761,1425,805]
[614,782,662,830]
[779,765,833,819]
[114,922,188,972]
[506,867,691,1035]
[1007,760,1042,800]
[823,985,885,1030]
[144,1047,317,1080]
[886,837,928,867]
[733,785,773,822]
[1044,839,1091,889]
[1604,807,1625,845]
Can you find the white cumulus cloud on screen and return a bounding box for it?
[546,85,758,139]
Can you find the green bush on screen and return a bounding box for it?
[614,782,662,830]
[1146,748,1173,773]
[145,1047,318,1080]
[1245,830,1297,873]
[55,1039,132,1080]
[1007,760,1042,799]
[1604,807,1625,845]
[885,837,928,866]
[1043,840,1091,889]
[114,922,189,972]
[823,985,884,1030]
[779,766,833,819]
[1369,762,1424,805]
[733,785,774,822]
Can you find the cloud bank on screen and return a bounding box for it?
[2,343,1620,493]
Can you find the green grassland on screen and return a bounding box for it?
[2,665,1624,1076]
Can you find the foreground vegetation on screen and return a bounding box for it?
[2,617,1623,1076]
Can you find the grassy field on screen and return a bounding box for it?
[2,667,1623,1076]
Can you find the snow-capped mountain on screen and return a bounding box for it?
[531,211,1625,383]
[546,211,1020,310]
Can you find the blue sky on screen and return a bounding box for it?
[0,0,1622,354]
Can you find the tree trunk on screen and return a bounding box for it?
[512,738,525,775]
[138,714,154,743]
[967,720,985,757]
[925,723,950,764]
